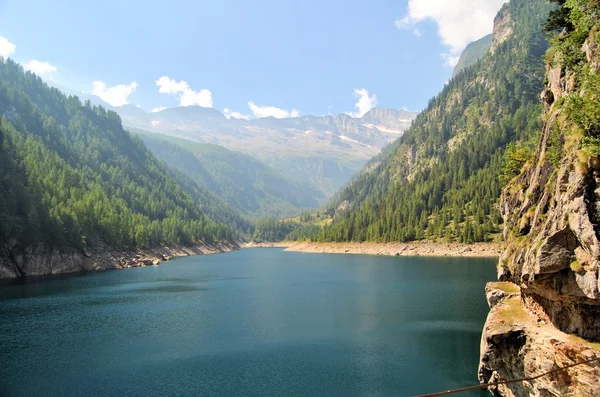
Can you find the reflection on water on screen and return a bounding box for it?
[0,249,495,397]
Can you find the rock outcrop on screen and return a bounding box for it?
[0,241,239,279]
[479,3,600,395]
[480,283,600,396]
[490,8,514,54]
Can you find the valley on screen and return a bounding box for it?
[1,0,600,396]
[57,83,418,201]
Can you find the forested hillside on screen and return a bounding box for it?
[312,0,554,243]
[0,58,235,253]
[138,132,323,219]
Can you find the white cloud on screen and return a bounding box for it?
[441,53,461,67]
[395,0,507,64]
[0,36,16,59]
[223,108,251,120]
[156,76,188,94]
[248,101,300,119]
[347,89,377,118]
[394,15,412,30]
[92,80,138,107]
[394,15,423,36]
[179,87,213,107]
[151,106,166,113]
[24,60,58,79]
[155,76,213,108]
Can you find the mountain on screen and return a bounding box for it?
[0,59,242,278]
[452,34,492,77]
[117,105,418,198]
[479,1,600,394]
[310,0,553,243]
[54,83,418,199]
[137,131,324,218]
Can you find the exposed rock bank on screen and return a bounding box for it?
[0,241,239,279]
[241,242,291,249]
[282,241,501,258]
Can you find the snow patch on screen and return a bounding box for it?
[362,123,406,134]
[340,135,364,145]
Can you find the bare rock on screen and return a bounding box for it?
[491,9,514,54]
[536,228,578,275]
[480,19,600,396]
[486,282,520,308]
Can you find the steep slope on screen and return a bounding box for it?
[453,34,492,77]
[479,1,600,395]
[138,131,324,218]
[0,59,237,278]
[313,0,553,243]
[119,106,417,197]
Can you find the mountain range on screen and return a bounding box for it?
[54,83,418,199]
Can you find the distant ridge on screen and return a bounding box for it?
[453,34,492,77]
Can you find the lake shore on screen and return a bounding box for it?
[0,241,239,279]
[241,242,292,249]
[261,241,502,258]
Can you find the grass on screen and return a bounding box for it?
[496,295,530,324]
[570,260,583,273]
[492,282,521,294]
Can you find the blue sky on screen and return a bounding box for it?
[0,0,507,118]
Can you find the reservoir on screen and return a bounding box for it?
[0,249,495,396]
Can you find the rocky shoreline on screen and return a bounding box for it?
[241,242,291,249]
[246,241,502,257]
[479,283,600,396]
[0,241,239,279]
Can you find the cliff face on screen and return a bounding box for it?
[490,8,514,54]
[479,3,600,396]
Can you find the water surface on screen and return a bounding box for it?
[0,249,495,396]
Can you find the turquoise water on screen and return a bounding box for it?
[0,249,495,396]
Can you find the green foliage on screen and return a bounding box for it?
[165,168,254,235]
[502,131,540,183]
[564,69,600,136]
[546,0,600,70]
[544,0,573,33]
[546,1,600,161]
[138,132,321,219]
[0,59,234,251]
[252,219,298,242]
[285,224,321,241]
[546,124,564,167]
[299,210,314,223]
[309,0,551,244]
[582,135,600,156]
[252,215,323,242]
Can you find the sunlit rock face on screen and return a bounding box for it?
[478,1,600,395]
